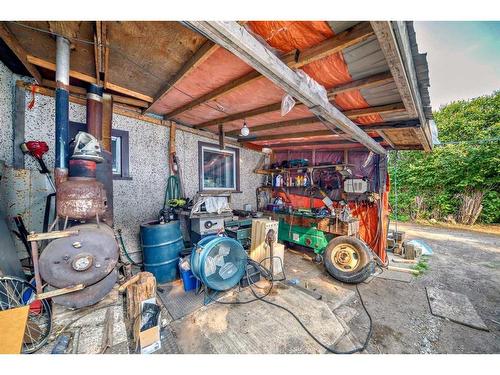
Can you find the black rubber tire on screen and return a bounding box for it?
[324,236,374,284]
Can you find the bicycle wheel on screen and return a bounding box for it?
[0,276,52,353]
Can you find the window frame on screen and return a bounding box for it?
[198,141,240,193]
[110,129,131,180]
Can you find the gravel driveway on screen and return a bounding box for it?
[345,222,500,354]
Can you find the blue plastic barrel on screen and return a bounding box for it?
[140,220,184,284]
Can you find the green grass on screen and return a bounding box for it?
[413,256,430,275]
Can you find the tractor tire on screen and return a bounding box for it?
[324,236,374,284]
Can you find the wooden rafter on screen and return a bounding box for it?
[227,117,419,137]
[0,22,42,84]
[93,21,109,86]
[185,21,386,153]
[196,73,398,129]
[166,22,374,119]
[262,137,384,149]
[371,21,431,151]
[197,103,405,131]
[27,55,154,102]
[144,41,219,114]
[327,71,393,96]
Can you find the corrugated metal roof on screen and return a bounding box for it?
[341,36,390,80]
[407,21,433,120]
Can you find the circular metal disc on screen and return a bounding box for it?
[39,225,119,288]
[50,269,117,309]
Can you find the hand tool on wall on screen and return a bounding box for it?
[20,141,56,192]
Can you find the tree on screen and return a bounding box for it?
[389,91,500,224]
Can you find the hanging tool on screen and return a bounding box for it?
[168,122,185,198]
[20,141,56,192]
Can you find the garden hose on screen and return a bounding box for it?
[116,229,143,267]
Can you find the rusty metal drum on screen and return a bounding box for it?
[39,224,118,288]
[56,177,107,220]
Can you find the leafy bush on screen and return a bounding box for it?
[389,91,500,224]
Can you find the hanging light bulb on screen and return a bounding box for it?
[240,120,250,137]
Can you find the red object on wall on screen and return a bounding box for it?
[25,141,49,160]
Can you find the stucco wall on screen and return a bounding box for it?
[0,61,14,165]
[0,67,263,261]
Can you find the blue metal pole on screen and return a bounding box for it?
[54,36,70,184]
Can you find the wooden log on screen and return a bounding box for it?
[125,272,156,323]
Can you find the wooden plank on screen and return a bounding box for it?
[26,55,154,102]
[227,117,419,136]
[371,21,431,151]
[102,93,113,152]
[145,41,219,113]
[94,21,103,85]
[196,79,403,129]
[15,80,257,152]
[265,137,384,149]
[27,229,79,242]
[294,22,374,67]
[0,23,42,84]
[226,116,318,136]
[246,130,335,142]
[36,284,85,300]
[327,71,393,97]
[342,102,405,118]
[376,130,396,149]
[166,22,374,119]
[218,124,225,149]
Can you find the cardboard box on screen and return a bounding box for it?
[136,297,161,354]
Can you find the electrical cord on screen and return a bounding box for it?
[207,256,373,354]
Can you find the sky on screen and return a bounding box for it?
[413,21,500,110]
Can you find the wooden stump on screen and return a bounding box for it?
[124,272,156,346]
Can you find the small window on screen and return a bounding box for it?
[111,136,122,175]
[199,142,240,192]
[111,129,131,180]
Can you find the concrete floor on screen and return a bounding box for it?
[34,222,500,354]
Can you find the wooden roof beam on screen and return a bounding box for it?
[196,71,396,129]
[166,22,374,119]
[144,41,219,114]
[184,22,386,154]
[0,22,43,84]
[26,55,153,103]
[371,21,431,151]
[262,137,384,149]
[227,117,419,137]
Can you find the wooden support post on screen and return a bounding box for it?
[101,93,113,152]
[218,124,225,150]
[30,238,42,295]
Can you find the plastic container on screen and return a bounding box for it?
[140,220,184,284]
[179,267,198,292]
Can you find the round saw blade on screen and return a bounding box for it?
[39,225,119,288]
[50,269,118,309]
